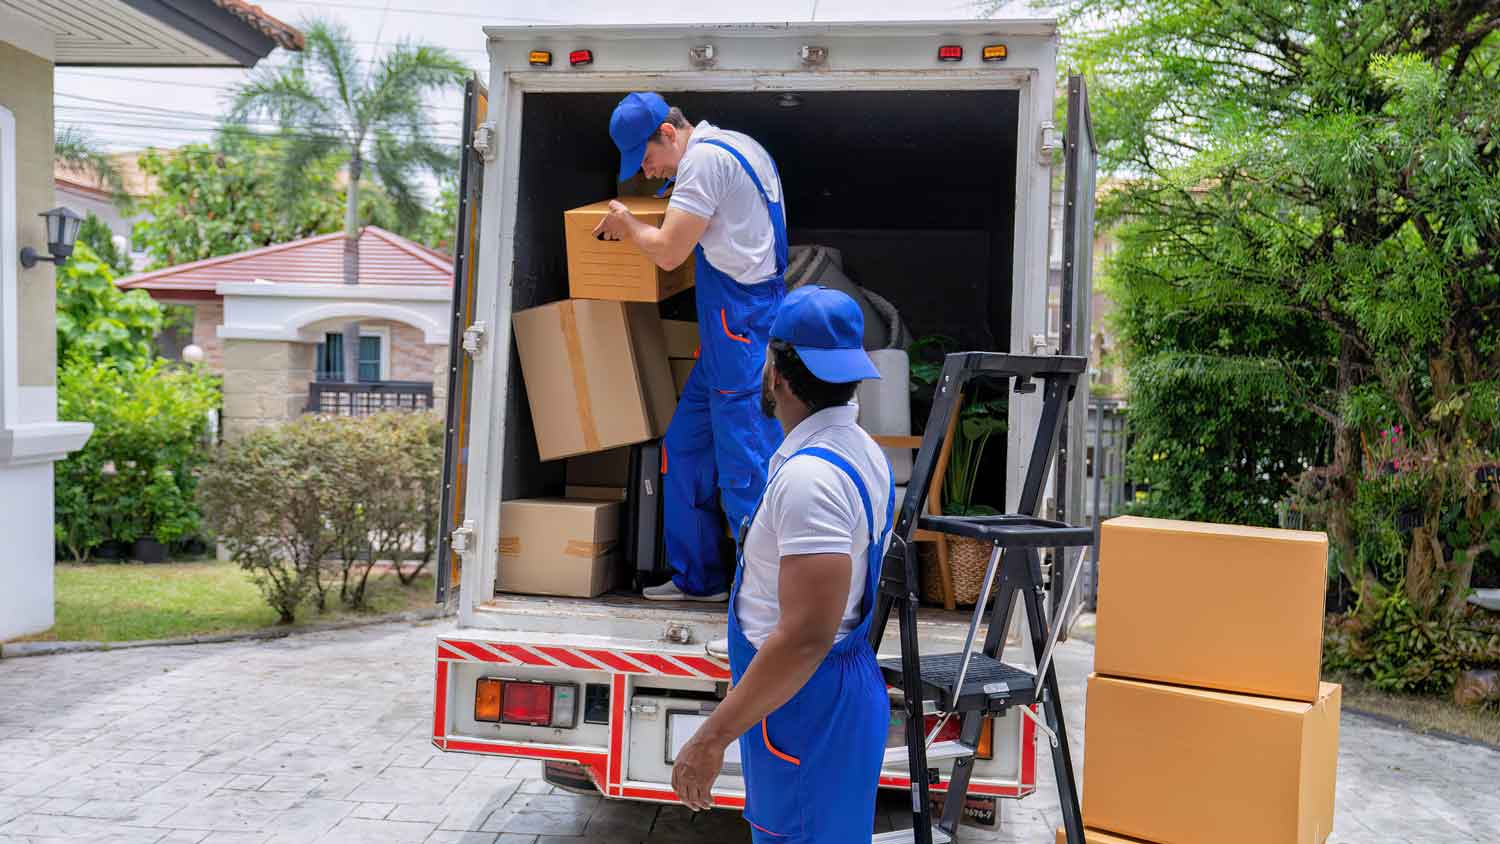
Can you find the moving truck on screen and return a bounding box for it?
[431,17,1097,831]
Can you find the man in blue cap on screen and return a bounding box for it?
[668,285,892,842]
[594,93,788,602]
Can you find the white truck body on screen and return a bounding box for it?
[433,18,1093,815]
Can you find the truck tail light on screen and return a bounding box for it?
[503,682,553,725]
[938,45,963,62]
[529,50,552,67]
[475,678,502,723]
[551,684,579,728]
[982,44,1008,62]
[569,49,593,67]
[923,714,995,760]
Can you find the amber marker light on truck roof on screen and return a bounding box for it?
[529,50,552,66]
[983,44,1008,62]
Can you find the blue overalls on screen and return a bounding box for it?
[662,139,788,597]
[728,446,894,842]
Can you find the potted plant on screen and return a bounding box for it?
[133,466,199,563]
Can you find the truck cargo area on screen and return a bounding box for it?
[495,89,1022,595]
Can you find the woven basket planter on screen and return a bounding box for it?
[921,536,1000,607]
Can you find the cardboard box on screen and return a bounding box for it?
[662,319,700,359]
[497,499,622,598]
[1081,675,1340,844]
[670,359,695,397]
[565,447,631,488]
[566,485,628,503]
[1057,829,1159,844]
[564,198,695,302]
[1095,516,1328,701]
[513,300,676,462]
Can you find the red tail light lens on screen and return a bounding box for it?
[503,683,554,725]
[569,49,594,66]
[938,45,963,62]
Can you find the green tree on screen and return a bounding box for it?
[230,19,467,382]
[1065,1,1500,623]
[77,213,132,278]
[415,180,460,255]
[56,241,164,368]
[132,135,346,267]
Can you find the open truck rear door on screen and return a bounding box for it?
[436,73,490,608]
[1052,74,1098,628]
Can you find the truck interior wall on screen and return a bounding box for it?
[504,89,1020,507]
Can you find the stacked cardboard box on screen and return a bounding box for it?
[498,200,695,598]
[1065,516,1341,844]
[662,319,698,398]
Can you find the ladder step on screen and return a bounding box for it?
[880,652,1037,713]
[917,513,1094,548]
[882,740,973,768]
[872,827,954,844]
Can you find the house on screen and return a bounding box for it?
[117,226,454,438]
[54,149,159,271]
[1,0,302,641]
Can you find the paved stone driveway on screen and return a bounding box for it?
[1,619,1496,843]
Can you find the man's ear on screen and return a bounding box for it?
[657,122,677,144]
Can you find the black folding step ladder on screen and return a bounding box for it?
[868,352,1089,844]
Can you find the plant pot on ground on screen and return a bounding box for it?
[131,538,169,563]
[92,539,127,561]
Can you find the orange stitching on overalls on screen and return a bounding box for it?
[720,309,751,344]
[761,719,801,766]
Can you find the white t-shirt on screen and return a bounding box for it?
[735,404,893,649]
[667,121,783,285]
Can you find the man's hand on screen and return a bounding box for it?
[592,199,635,241]
[671,731,727,811]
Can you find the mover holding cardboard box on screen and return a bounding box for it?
[1081,675,1341,844]
[1095,516,1328,701]
[564,198,695,301]
[497,499,623,598]
[512,300,676,462]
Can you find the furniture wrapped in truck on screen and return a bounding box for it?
[430,18,1097,830]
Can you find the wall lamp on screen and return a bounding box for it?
[20,206,84,268]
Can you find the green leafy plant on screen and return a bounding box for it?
[77,213,133,278]
[56,241,164,368]
[55,356,219,558]
[907,335,1009,516]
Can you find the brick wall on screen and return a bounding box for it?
[384,320,436,382]
[220,339,314,440]
[191,301,225,371]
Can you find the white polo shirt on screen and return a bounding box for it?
[735,404,893,649]
[667,121,783,284]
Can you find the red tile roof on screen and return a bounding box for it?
[213,0,304,51]
[118,227,453,295]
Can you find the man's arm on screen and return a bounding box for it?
[591,202,708,271]
[670,551,851,809]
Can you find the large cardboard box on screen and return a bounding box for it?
[1057,829,1159,844]
[1095,516,1328,701]
[565,485,628,503]
[513,300,676,462]
[564,198,695,302]
[1082,675,1341,844]
[662,319,700,359]
[497,499,622,598]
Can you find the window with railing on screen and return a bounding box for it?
[314,332,384,382]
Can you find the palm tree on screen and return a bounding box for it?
[54,126,128,202]
[230,20,467,383]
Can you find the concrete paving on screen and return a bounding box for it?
[1,618,1495,843]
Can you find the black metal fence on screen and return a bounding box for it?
[305,380,434,416]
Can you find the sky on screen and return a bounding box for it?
[55,0,1041,164]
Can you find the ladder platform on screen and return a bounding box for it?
[872,827,954,844]
[882,739,973,768]
[879,652,1036,713]
[916,514,1095,548]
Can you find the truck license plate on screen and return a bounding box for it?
[667,712,743,774]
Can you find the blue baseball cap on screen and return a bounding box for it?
[771,286,881,383]
[609,92,670,183]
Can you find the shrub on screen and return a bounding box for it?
[54,356,219,560]
[1325,589,1500,695]
[199,411,444,619]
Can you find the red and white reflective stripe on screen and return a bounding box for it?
[437,638,731,680]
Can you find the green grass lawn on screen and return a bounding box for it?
[13,559,436,643]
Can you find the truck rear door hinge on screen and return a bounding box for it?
[472,122,497,162]
[450,520,475,556]
[1038,121,1059,164]
[462,322,488,357]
